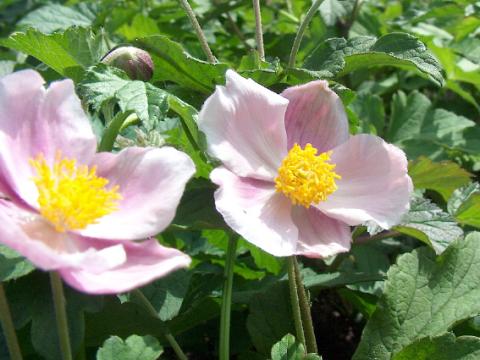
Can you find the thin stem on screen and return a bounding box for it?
[49,272,73,360]
[98,111,134,152]
[293,257,318,354]
[288,0,325,68]
[219,235,238,360]
[252,0,265,60]
[177,0,216,63]
[132,289,188,360]
[0,283,22,360]
[287,257,306,347]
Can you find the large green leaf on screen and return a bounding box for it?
[353,232,480,359]
[17,4,95,33]
[304,33,444,86]
[96,335,163,360]
[393,195,463,254]
[408,157,471,200]
[136,35,229,93]
[0,28,107,81]
[247,282,295,355]
[392,333,480,360]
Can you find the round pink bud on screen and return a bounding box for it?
[102,46,154,81]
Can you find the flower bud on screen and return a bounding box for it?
[101,46,154,81]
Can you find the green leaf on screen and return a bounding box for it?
[0,245,34,282]
[122,270,191,321]
[349,93,385,135]
[79,64,168,130]
[270,334,322,360]
[247,282,295,355]
[171,178,227,230]
[393,333,480,360]
[96,335,163,360]
[353,232,480,359]
[17,4,95,33]
[448,183,480,229]
[243,242,284,275]
[393,195,463,254]
[303,270,385,290]
[136,35,229,93]
[318,0,353,26]
[304,33,444,86]
[408,157,472,200]
[0,28,108,82]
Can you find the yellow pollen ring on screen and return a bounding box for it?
[30,152,122,233]
[275,143,341,208]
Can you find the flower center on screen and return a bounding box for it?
[30,152,122,232]
[275,143,341,208]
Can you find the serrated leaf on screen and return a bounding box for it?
[353,232,480,359]
[270,334,322,360]
[393,333,480,360]
[96,335,163,360]
[79,64,168,130]
[408,157,472,200]
[304,33,444,86]
[452,189,480,229]
[0,28,107,81]
[0,245,34,281]
[136,35,229,93]
[394,195,463,254]
[17,4,95,33]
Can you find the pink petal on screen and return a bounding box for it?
[292,206,351,258]
[211,167,298,256]
[0,71,96,208]
[281,80,349,152]
[198,70,289,181]
[316,134,413,229]
[59,239,191,294]
[79,146,195,240]
[0,200,126,272]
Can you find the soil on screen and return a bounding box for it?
[312,290,364,360]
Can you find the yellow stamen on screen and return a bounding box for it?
[30,152,122,232]
[275,143,341,208]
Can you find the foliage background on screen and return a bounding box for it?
[0,0,480,359]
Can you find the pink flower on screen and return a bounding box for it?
[0,70,195,294]
[198,70,413,258]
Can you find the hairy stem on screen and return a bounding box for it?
[177,0,216,63]
[49,273,73,360]
[0,283,22,360]
[288,0,325,68]
[287,257,306,347]
[293,257,318,353]
[219,235,238,360]
[252,0,265,60]
[132,289,188,360]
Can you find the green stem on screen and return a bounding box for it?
[252,0,265,60]
[132,289,188,360]
[288,0,325,68]
[98,111,134,152]
[293,257,318,353]
[177,0,216,63]
[0,283,22,360]
[49,272,73,360]
[219,235,238,360]
[287,256,306,347]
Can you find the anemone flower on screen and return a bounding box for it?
[0,70,195,294]
[198,70,412,258]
